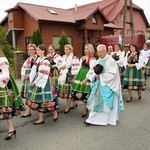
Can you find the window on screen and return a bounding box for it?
[137,30,144,35]
[8,12,13,22]
[127,29,131,35]
[52,36,72,49]
[47,9,57,15]
[127,29,135,35]
[25,37,32,49]
[120,13,123,22]
[92,14,98,24]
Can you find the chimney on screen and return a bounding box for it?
[75,4,77,12]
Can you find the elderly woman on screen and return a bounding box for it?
[0,49,24,140]
[21,43,37,118]
[107,45,114,55]
[57,44,80,113]
[71,43,96,117]
[112,44,122,61]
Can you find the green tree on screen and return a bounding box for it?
[0,26,14,70]
[58,31,69,55]
[31,28,43,46]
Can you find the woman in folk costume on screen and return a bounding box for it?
[85,44,123,126]
[71,43,96,117]
[27,44,55,125]
[57,44,80,113]
[0,50,24,140]
[123,44,146,102]
[116,44,130,85]
[46,44,62,119]
[107,45,114,56]
[112,44,122,61]
[21,43,37,118]
[139,43,150,77]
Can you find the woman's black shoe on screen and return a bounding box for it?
[53,117,58,122]
[70,103,78,109]
[5,130,16,140]
[81,109,88,118]
[19,106,25,111]
[21,113,31,118]
[64,109,70,114]
[138,96,142,100]
[81,112,88,118]
[126,97,132,102]
[33,121,45,125]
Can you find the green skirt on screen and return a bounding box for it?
[21,68,31,98]
[27,77,55,112]
[72,66,91,93]
[0,75,24,120]
[123,66,146,90]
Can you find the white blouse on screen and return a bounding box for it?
[29,57,50,89]
[0,57,10,88]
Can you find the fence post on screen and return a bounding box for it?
[13,51,24,79]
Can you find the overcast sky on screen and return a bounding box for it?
[0,0,150,24]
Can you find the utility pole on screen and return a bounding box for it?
[122,0,128,49]
[130,0,134,44]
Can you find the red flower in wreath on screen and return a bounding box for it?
[32,103,38,109]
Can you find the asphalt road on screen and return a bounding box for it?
[0,77,150,150]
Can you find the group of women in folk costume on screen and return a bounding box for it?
[21,44,62,122]
[20,43,96,122]
[1,40,149,140]
[0,49,24,140]
[109,43,147,102]
[21,44,59,124]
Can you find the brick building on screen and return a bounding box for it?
[0,0,149,78]
[1,0,149,56]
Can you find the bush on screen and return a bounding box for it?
[31,28,43,46]
[0,26,14,72]
[58,31,69,55]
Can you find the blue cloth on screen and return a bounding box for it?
[88,80,115,112]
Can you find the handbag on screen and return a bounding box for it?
[66,67,74,83]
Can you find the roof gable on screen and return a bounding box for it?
[69,0,149,26]
[73,7,108,23]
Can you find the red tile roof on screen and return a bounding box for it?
[70,0,143,22]
[7,2,109,23]
[3,0,149,27]
[14,3,76,23]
